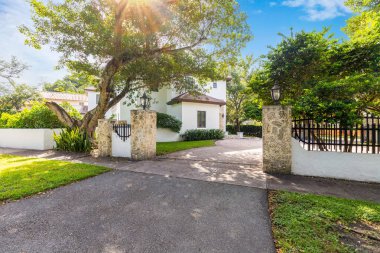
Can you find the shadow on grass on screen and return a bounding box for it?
[0,155,110,202]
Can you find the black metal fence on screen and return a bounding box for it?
[113,123,131,142]
[292,116,380,154]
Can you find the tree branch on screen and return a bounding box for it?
[45,101,79,128]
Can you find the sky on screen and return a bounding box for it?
[0,0,353,87]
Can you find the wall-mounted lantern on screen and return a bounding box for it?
[271,81,281,105]
[140,92,151,110]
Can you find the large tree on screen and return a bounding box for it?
[21,0,251,136]
[250,29,380,122]
[226,56,255,131]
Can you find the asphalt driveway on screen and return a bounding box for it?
[0,170,275,253]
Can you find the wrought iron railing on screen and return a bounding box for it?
[113,123,131,142]
[292,116,380,154]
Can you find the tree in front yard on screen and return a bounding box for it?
[20,0,251,137]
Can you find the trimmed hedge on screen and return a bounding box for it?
[226,125,262,137]
[157,112,182,133]
[182,129,224,141]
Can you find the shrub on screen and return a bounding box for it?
[157,112,182,133]
[182,129,224,141]
[226,125,262,137]
[54,128,92,152]
[0,102,64,129]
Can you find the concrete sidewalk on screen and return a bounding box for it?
[1,140,380,203]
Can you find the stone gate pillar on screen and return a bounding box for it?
[96,119,113,157]
[131,110,157,160]
[262,106,292,174]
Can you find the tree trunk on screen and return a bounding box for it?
[81,58,122,137]
[47,58,122,138]
[45,101,80,128]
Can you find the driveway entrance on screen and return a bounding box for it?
[119,138,267,189]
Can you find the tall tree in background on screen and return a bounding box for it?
[250,27,380,124]
[21,0,251,136]
[43,71,98,94]
[226,56,257,131]
[0,57,40,114]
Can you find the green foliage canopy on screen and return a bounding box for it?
[226,56,262,130]
[43,71,98,94]
[20,0,251,135]
[250,28,380,124]
[156,112,182,133]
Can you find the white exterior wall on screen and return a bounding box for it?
[181,102,220,132]
[0,129,62,150]
[205,81,227,101]
[166,103,182,122]
[157,128,182,142]
[292,139,380,183]
[86,81,227,141]
[111,132,131,158]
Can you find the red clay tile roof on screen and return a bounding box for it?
[41,92,87,102]
[167,92,226,106]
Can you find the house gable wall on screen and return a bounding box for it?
[181,102,220,132]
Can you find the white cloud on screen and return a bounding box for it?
[269,2,278,7]
[252,9,263,14]
[282,0,351,21]
[0,0,66,87]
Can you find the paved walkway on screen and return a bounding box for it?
[1,138,380,202]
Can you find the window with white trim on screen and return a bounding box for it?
[197,111,206,128]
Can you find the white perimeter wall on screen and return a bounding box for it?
[157,128,182,142]
[112,132,131,158]
[0,129,62,150]
[292,139,380,183]
[181,102,220,132]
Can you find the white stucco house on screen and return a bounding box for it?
[86,81,227,142]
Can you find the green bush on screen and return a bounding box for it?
[182,129,224,141]
[0,102,64,129]
[157,112,182,133]
[54,128,92,152]
[226,125,262,137]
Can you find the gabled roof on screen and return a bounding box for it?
[41,92,87,102]
[167,92,226,106]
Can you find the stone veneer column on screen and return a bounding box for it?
[97,119,113,157]
[131,110,157,160]
[262,106,292,174]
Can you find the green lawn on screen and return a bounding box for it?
[269,191,380,253]
[0,154,110,202]
[156,140,215,156]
